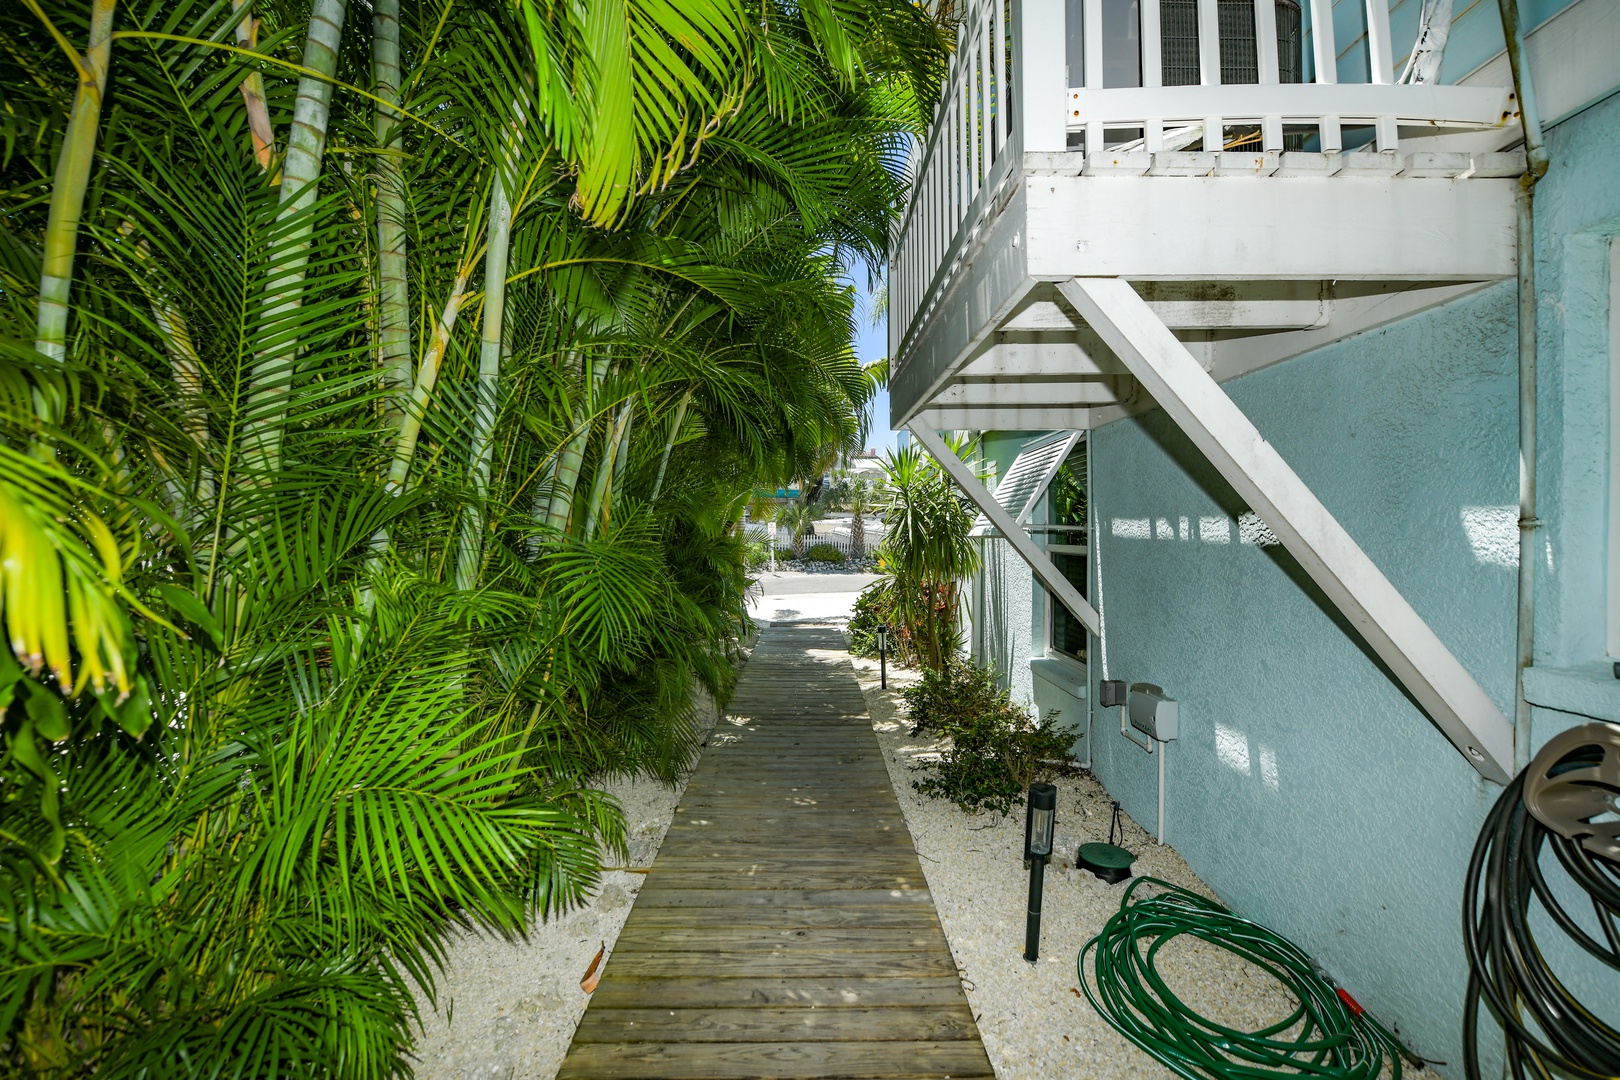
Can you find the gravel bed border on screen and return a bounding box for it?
[407,695,720,1080]
[849,652,1437,1080]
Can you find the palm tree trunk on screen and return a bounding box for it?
[583,399,632,540]
[244,0,348,471]
[33,0,116,415]
[850,510,864,558]
[372,0,411,423]
[454,167,513,590]
[612,398,634,494]
[386,232,479,492]
[648,387,690,505]
[120,227,214,516]
[545,351,607,532]
[231,0,276,171]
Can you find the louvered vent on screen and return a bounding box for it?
[971,432,1083,534]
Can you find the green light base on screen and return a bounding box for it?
[1078,842,1134,884]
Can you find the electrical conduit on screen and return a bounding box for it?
[1498,0,1550,774]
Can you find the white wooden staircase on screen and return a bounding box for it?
[890,0,1529,782]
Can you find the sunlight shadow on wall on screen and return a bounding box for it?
[1460,505,1517,568]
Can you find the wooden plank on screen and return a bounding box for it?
[572,1005,980,1043]
[619,906,940,929]
[664,819,908,832]
[630,888,936,908]
[599,949,958,978]
[611,926,944,952]
[658,835,913,848]
[681,780,897,791]
[557,1040,995,1079]
[642,872,930,892]
[674,799,903,810]
[647,851,921,867]
[653,849,920,864]
[586,976,971,1010]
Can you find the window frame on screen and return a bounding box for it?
[1041,438,1091,672]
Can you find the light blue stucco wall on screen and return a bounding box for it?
[1305,0,1580,86]
[976,536,1040,707]
[973,432,1045,708]
[1089,280,1518,1066]
[967,87,1620,1070]
[1080,89,1620,1070]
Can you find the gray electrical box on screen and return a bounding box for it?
[1128,683,1178,742]
[1099,679,1128,708]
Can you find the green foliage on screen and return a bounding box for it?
[1051,441,1088,529]
[903,663,1075,815]
[744,537,773,569]
[0,0,951,1073]
[871,442,981,671]
[847,582,889,658]
[774,500,823,558]
[803,542,845,563]
[826,471,880,556]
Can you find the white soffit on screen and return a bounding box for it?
[969,430,1082,536]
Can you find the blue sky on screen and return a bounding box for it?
[851,276,901,454]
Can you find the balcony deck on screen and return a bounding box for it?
[886,0,1523,432]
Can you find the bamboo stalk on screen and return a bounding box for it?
[545,351,607,532]
[244,0,348,472]
[33,0,116,415]
[386,194,484,492]
[583,398,632,540]
[611,396,633,496]
[455,167,513,590]
[231,0,276,171]
[648,387,691,505]
[372,0,411,423]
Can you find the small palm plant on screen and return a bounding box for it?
[775,499,822,559]
[843,474,880,558]
[875,443,981,670]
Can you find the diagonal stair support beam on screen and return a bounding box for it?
[908,425,1102,638]
[1056,277,1513,783]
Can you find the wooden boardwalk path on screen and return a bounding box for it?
[558,623,993,1079]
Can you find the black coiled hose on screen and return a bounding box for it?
[1462,728,1620,1079]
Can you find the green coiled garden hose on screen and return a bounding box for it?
[1080,878,1410,1079]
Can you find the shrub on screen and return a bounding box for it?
[903,663,1074,814]
[848,584,887,657]
[804,543,846,563]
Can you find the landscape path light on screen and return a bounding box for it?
[1023,782,1057,962]
[877,624,888,689]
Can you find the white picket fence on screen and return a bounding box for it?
[742,524,876,560]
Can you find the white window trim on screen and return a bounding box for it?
[1041,439,1090,669]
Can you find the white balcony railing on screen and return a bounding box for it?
[889,0,1512,365]
[888,0,1016,367]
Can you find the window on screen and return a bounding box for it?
[1046,440,1089,664]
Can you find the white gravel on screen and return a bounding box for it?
[408,694,719,1080]
[848,653,1437,1080]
